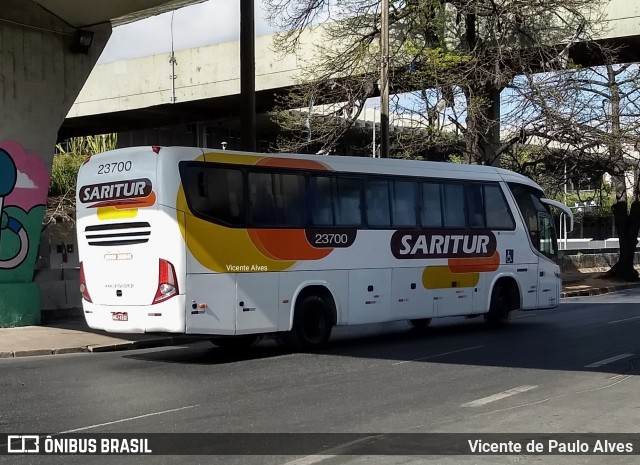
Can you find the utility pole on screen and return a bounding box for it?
[380,0,389,158]
[240,0,256,152]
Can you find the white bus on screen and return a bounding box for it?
[76,147,572,349]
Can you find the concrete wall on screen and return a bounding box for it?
[603,0,640,39]
[35,229,81,314]
[69,27,324,117]
[561,252,640,273]
[0,0,111,326]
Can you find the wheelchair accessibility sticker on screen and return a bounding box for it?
[506,249,514,263]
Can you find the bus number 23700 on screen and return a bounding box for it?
[98,162,132,175]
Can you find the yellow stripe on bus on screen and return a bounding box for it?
[97,206,138,220]
[203,151,264,165]
[422,266,480,289]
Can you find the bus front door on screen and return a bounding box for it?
[537,213,560,309]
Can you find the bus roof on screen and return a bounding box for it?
[190,148,544,192]
[102,146,543,192]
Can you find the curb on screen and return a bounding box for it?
[0,336,205,359]
[561,282,640,298]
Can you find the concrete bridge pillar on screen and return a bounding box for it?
[0,0,111,326]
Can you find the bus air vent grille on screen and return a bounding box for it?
[84,222,151,246]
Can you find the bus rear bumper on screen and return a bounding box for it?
[81,295,186,334]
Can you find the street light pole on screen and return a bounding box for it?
[380,0,389,158]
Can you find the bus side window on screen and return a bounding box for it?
[181,166,246,226]
[309,176,334,226]
[249,172,277,226]
[484,184,515,230]
[466,183,485,229]
[421,182,443,228]
[197,171,206,197]
[276,173,306,226]
[442,183,465,228]
[365,179,391,228]
[335,177,362,226]
[222,170,244,223]
[391,180,417,227]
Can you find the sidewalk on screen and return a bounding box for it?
[0,318,201,359]
[2,273,640,359]
[561,271,640,298]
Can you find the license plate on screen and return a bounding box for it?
[112,312,128,321]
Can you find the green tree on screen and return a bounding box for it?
[44,134,117,233]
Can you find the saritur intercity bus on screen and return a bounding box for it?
[76,147,573,349]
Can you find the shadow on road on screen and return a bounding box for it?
[124,301,640,377]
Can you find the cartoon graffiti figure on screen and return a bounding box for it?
[0,148,29,269]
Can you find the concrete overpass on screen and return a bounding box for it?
[0,0,210,326]
[62,26,324,138]
[62,0,640,138]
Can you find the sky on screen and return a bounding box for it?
[99,0,275,63]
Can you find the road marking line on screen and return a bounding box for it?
[282,435,383,465]
[461,385,537,408]
[392,345,484,366]
[608,316,640,324]
[58,405,199,433]
[585,354,634,368]
[513,313,536,318]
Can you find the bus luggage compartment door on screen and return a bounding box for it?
[236,273,279,334]
[186,273,237,335]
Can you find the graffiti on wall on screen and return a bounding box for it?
[0,140,49,282]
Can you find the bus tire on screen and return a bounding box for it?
[210,334,261,349]
[409,318,432,329]
[285,295,333,350]
[484,282,512,328]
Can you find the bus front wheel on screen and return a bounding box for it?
[285,295,333,350]
[484,282,512,328]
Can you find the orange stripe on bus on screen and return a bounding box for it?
[448,252,500,273]
[248,229,332,261]
[90,191,156,209]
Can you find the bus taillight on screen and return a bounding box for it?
[79,262,92,303]
[152,258,179,304]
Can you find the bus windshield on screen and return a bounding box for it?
[508,183,558,260]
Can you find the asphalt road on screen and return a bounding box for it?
[3,289,640,465]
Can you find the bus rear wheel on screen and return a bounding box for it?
[285,295,333,350]
[484,282,512,328]
[409,318,432,330]
[210,334,261,349]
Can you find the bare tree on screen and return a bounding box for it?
[501,62,640,280]
[266,0,608,162]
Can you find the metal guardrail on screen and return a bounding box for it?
[559,238,621,251]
